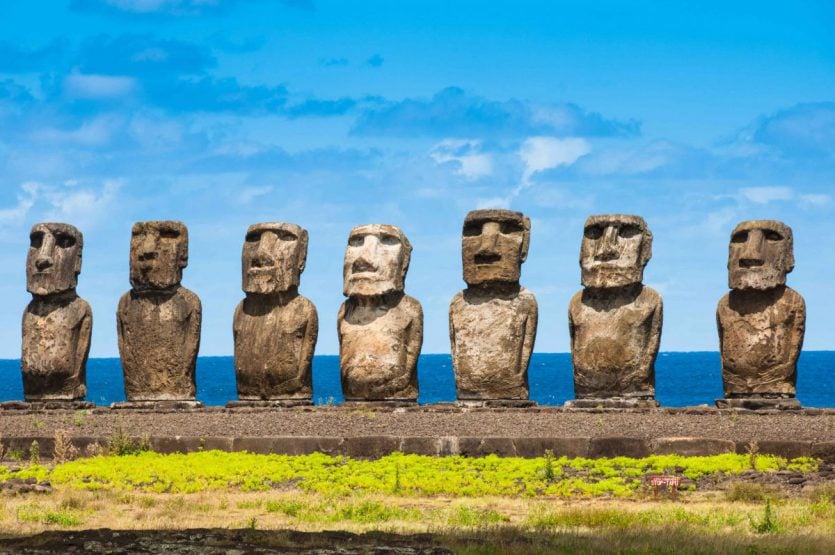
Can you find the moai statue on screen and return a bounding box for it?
[716,220,805,409]
[567,215,663,408]
[338,224,423,402]
[116,221,202,404]
[21,223,92,403]
[449,209,537,403]
[232,223,318,404]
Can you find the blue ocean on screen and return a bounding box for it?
[1,352,833,407]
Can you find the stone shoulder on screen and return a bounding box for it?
[400,294,424,318]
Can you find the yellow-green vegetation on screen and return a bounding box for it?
[0,452,833,552]
[0,451,818,497]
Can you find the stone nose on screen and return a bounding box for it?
[35,233,56,271]
[138,234,159,261]
[252,234,276,268]
[739,229,765,267]
[594,226,619,261]
[352,236,379,272]
[477,222,501,254]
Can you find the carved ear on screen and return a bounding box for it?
[640,227,653,268]
[399,234,412,285]
[783,229,795,274]
[520,216,531,263]
[297,229,309,273]
[178,225,189,269]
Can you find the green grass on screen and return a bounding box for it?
[0,451,819,498]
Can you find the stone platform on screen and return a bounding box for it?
[1,404,833,462]
[716,398,802,410]
[565,398,660,409]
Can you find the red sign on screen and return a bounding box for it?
[647,475,682,500]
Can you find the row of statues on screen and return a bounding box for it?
[19,211,806,409]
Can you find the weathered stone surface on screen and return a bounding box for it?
[569,215,662,401]
[338,224,422,401]
[652,437,735,456]
[22,223,92,401]
[117,221,202,401]
[110,400,204,410]
[449,209,537,400]
[565,398,659,409]
[233,222,318,400]
[513,437,591,458]
[717,220,805,403]
[742,440,813,459]
[589,436,651,458]
[226,400,314,408]
[716,398,801,410]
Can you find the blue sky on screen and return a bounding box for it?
[0,0,834,358]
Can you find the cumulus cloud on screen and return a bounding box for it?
[737,102,835,157]
[520,137,590,184]
[430,139,493,180]
[738,186,831,208]
[64,73,137,99]
[351,87,640,138]
[740,186,794,204]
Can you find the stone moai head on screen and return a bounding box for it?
[129,221,189,290]
[26,223,83,297]
[580,214,652,288]
[728,220,794,291]
[343,224,411,297]
[462,209,530,287]
[242,222,308,295]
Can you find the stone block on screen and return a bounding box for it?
[653,437,734,456]
[513,437,590,458]
[589,436,651,458]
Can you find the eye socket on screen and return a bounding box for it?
[245,231,261,243]
[731,231,748,243]
[275,230,298,241]
[159,229,180,239]
[30,232,44,249]
[348,235,365,247]
[500,221,524,234]
[584,225,603,240]
[764,230,783,241]
[380,234,401,246]
[463,223,482,237]
[56,233,76,248]
[618,224,641,239]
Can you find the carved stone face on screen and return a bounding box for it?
[462,209,530,286]
[580,215,652,288]
[728,220,794,290]
[26,223,83,296]
[343,224,411,297]
[242,222,308,295]
[129,221,188,290]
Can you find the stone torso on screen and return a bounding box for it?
[21,296,91,400]
[717,286,805,396]
[569,285,662,398]
[450,287,537,399]
[117,287,201,401]
[338,295,422,401]
[233,295,317,399]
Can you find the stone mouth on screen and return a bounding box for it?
[474,253,501,264]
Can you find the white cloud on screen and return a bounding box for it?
[64,73,137,99]
[30,116,123,147]
[475,196,510,209]
[430,139,493,180]
[519,136,590,184]
[0,182,39,227]
[799,193,831,207]
[238,185,273,204]
[740,186,794,204]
